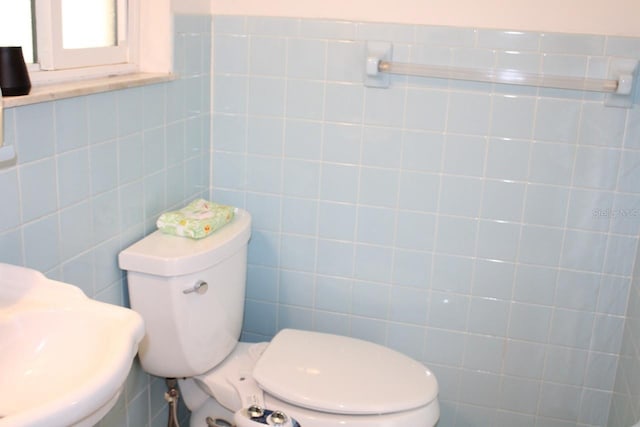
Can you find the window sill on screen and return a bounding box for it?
[2,72,175,108]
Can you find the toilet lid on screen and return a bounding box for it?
[253,329,438,415]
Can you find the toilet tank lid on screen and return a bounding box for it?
[118,208,251,277]
[253,329,439,415]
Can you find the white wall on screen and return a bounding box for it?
[210,0,640,37]
[172,0,211,14]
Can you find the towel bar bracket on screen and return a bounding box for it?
[365,41,638,108]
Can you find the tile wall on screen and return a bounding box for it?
[0,15,211,427]
[609,237,640,427]
[209,16,640,427]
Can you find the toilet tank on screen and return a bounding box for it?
[118,209,251,378]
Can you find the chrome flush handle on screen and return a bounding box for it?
[183,280,208,295]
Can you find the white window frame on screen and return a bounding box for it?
[29,0,141,84]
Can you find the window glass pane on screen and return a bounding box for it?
[61,0,117,49]
[0,0,34,63]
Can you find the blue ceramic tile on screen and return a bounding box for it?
[356,206,395,246]
[364,86,406,127]
[534,98,581,143]
[573,146,620,190]
[212,114,246,153]
[398,171,440,212]
[485,138,530,181]
[280,234,316,272]
[318,201,356,240]
[579,102,627,147]
[481,180,525,222]
[322,123,361,164]
[395,211,436,251]
[476,220,520,262]
[541,33,605,55]
[446,92,491,135]
[324,83,364,124]
[438,176,482,217]
[428,291,469,331]
[392,249,431,288]
[442,134,486,176]
[23,214,59,272]
[286,80,325,120]
[298,19,356,40]
[279,271,315,307]
[118,133,144,184]
[401,131,443,172]
[0,170,21,232]
[214,34,249,74]
[358,167,399,208]
[508,303,552,342]
[117,87,144,137]
[120,181,144,230]
[19,159,58,222]
[246,193,281,231]
[491,94,536,139]
[389,286,429,325]
[59,201,93,260]
[287,38,326,80]
[528,142,576,186]
[353,246,393,282]
[281,198,317,235]
[467,298,510,336]
[355,22,415,43]
[15,102,55,163]
[523,184,569,227]
[315,275,352,313]
[316,239,354,276]
[250,36,287,77]
[548,309,595,349]
[351,280,390,318]
[143,127,167,175]
[282,159,319,198]
[247,16,299,37]
[326,40,365,83]
[518,225,564,267]
[513,264,557,306]
[247,230,280,267]
[435,215,478,257]
[476,29,541,51]
[55,97,88,153]
[404,88,448,131]
[320,163,359,202]
[472,259,515,299]
[284,119,322,160]
[415,26,476,47]
[431,254,474,294]
[248,77,286,116]
[88,92,118,144]
[247,116,284,156]
[246,155,282,193]
[92,190,121,245]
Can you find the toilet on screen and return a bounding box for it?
[118,208,440,427]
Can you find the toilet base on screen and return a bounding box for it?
[181,342,439,427]
[188,395,440,427]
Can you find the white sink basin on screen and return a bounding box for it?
[0,263,145,427]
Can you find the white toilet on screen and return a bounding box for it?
[118,208,440,427]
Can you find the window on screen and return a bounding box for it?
[1,0,136,81]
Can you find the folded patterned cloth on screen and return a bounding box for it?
[156,199,235,239]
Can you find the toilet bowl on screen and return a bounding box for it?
[118,208,440,427]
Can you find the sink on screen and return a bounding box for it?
[0,263,145,427]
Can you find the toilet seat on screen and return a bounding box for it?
[253,329,438,415]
